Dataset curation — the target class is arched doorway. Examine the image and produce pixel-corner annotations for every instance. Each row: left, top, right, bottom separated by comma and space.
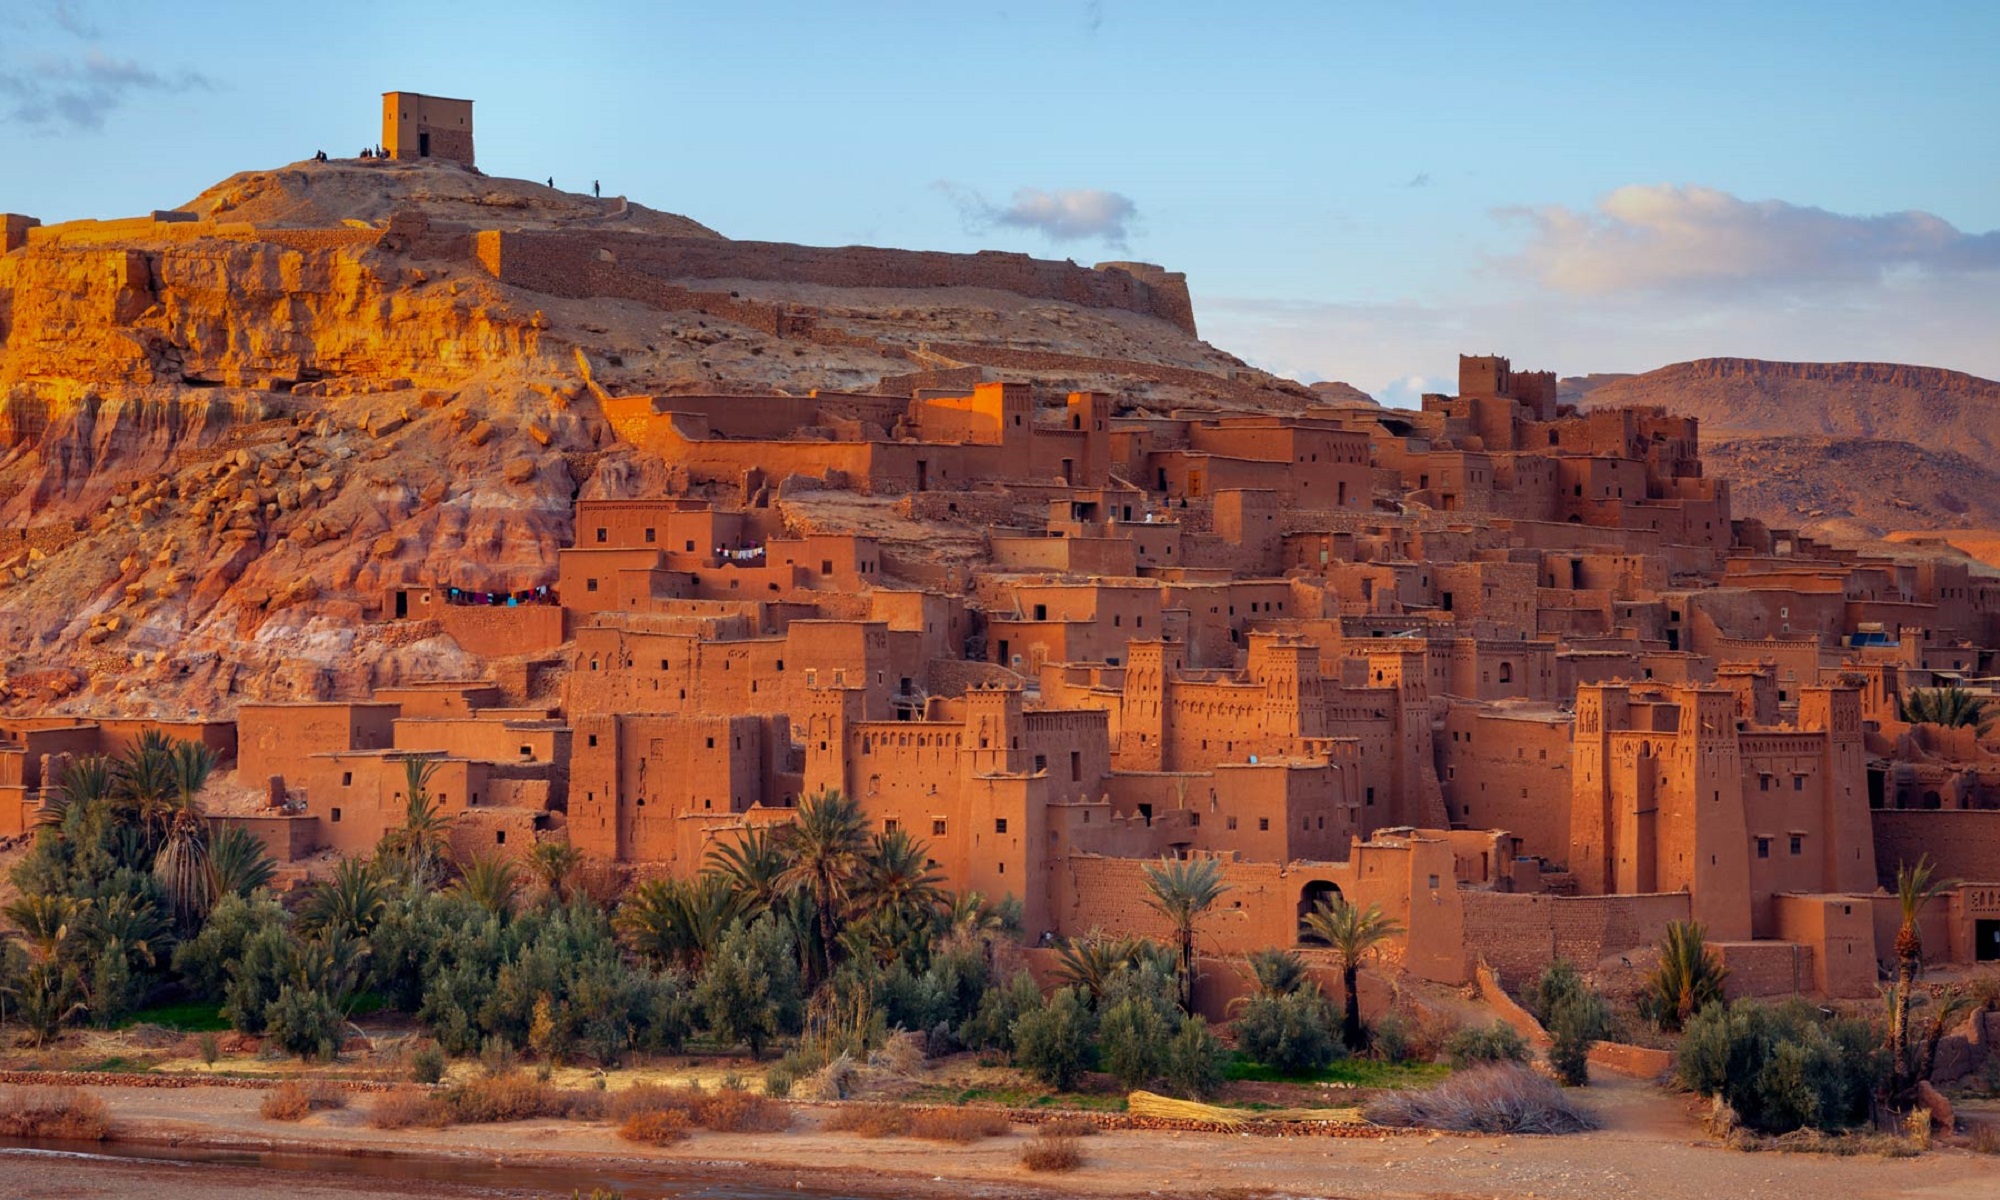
1297, 880, 1342, 944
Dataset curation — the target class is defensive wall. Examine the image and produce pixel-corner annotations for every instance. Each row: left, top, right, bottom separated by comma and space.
472, 231, 1196, 335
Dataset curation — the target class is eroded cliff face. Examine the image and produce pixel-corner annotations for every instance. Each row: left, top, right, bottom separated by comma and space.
0, 217, 582, 714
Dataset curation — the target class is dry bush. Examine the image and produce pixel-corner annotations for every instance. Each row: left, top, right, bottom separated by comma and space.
1406, 1006, 1464, 1062
868, 1032, 927, 1076
443, 1071, 579, 1124
0, 1088, 110, 1140
609, 1081, 789, 1134
368, 1086, 453, 1130
1020, 1132, 1083, 1173
619, 1109, 693, 1146
694, 1087, 791, 1133
907, 1108, 1011, 1142
795, 1052, 858, 1101
1970, 1123, 2000, 1155
260, 1080, 349, 1122
609, 1082, 699, 1122
1363, 1064, 1598, 1135
824, 1102, 910, 1138
1038, 1116, 1100, 1137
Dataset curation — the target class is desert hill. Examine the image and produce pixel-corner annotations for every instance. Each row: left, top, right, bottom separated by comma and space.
0, 158, 1308, 713
1571, 358, 2000, 538
1578, 358, 2000, 456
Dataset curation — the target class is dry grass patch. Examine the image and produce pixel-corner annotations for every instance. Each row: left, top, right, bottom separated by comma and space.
0, 1088, 110, 1140
367, 1086, 453, 1130
695, 1087, 791, 1133
619, 1109, 693, 1146
1363, 1064, 1597, 1134
908, 1108, 1011, 1142
1020, 1131, 1083, 1173
611, 1082, 791, 1134
260, 1080, 348, 1122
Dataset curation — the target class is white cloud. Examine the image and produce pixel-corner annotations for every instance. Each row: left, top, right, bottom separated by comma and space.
1498, 184, 2000, 295
938, 183, 1137, 247
1199, 184, 2000, 396
1203, 270, 2000, 403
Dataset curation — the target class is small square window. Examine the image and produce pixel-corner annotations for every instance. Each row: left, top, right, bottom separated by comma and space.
341, 771, 353, 787
995, 818, 1008, 834
330, 807, 342, 823
587, 734, 598, 747
1258, 817, 1270, 831
644, 528, 656, 543
594, 528, 607, 543
496, 830, 506, 845
1790, 835, 1803, 855
932, 818, 947, 836
1757, 837, 1771, 859
1226, 816, 1239, 831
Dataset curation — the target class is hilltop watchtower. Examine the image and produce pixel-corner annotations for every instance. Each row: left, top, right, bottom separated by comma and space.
381, 92, 475, 166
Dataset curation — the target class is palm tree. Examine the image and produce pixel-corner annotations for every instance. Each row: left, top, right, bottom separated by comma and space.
1890, 855, 1954, 1097
209, 826, 277, 898
152, 741, 218, 928
1242, 946, 1310, 999
1301, 896, 1402, 1050
525, 840, 584, 905
617, 875, 736, 972
40, 754, 114, 827
773, 789, 870, 984
452, 851, 520, 919
1143, 856, 1231, 1013
302, 858, 389, 938
707, 826, 789, 915
3, 894, 90, 1045
1646, 920, 1729, 1032
378, 756, 453, 888
114, 729, 179, 838
856, 828, 947, 925
1052, 932, 1151, 1005
1896, 685, 1993, 735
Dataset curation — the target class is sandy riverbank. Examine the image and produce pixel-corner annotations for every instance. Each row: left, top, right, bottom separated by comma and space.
10, 1075, 1995, 1200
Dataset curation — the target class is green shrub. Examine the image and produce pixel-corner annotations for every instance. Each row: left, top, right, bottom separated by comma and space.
1529, 961, 1612, 1086
1369, 1013, 1413, 1064
1161, 1015, 1228, 1099
411, 1041, 447, 1085
1012, 987, 1096, 1091
695, 916, 803, 1059
958, 971, 1042, 1054
1675, 999, 1883, 1134
1444, 1021, 1530, 1069
1097, 996, 1170, 1089
1232, 987, 1339, 1076
264, 984, 343, 1062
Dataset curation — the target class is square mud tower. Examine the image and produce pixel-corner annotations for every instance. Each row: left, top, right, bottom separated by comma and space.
381, 92, 474, 166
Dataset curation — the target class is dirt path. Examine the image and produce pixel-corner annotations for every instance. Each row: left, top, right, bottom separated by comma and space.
26, 1075, 2000, 1200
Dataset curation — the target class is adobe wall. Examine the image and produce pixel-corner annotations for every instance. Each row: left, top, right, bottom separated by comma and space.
207, 814, 321, 863
1459, 890, 1689, 982
237, 702, 399, 787
434, 604, 565, 659
1713, 940, 1817, 999
476, 232, 1196, 335
1871, 810, 2000, 885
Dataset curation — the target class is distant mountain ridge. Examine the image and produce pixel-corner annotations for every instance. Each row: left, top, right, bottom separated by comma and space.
1572, 357, 2000, 458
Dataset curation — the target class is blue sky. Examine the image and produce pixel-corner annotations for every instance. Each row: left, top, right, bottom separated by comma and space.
3, 1, 1996, 400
